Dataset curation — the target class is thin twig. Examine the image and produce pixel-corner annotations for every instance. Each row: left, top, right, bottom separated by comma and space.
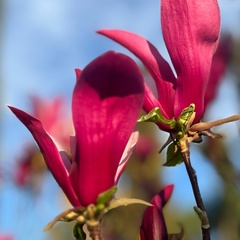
181, 139, 210, 240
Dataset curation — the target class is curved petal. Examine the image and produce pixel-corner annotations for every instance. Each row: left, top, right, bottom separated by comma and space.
71, 51, 144, 206
114, 131, 139, 183
152, 184, 174, 208
161, 0, 220, 120
98, 29, 176, 119
140, 185, 174, 240
8, 106, 80, 207
74, 68, 82, 82
143, 83, 161, 113
144, 83, 171, 131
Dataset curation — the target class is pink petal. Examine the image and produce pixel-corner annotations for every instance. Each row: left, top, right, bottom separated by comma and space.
98, 29, 176, 119
71, 51, 144, 205
161, 0, 220, 120
143, 83, 161, 113
144, 83, 171, 131
114, 131, 139, 183
75, 68, 82, 81
152, 184, 174, 208
140, 185, 174, 240
8, 106, 80, 207
59, 151, 72, 173
140, 207, 167, 240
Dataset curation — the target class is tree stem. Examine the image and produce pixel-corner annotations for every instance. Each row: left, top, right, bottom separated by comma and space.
87, 222, 102, 240
181, 140, 211, 240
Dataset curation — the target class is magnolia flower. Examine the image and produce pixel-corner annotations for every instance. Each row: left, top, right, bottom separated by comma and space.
140, 185, 174, 240
98, 0, 220, 132
9, 51, 144, 207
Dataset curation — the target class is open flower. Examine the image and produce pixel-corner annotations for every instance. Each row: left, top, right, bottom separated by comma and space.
140, 185, 174, 240
98, 0, 220, 132
9, 51, 144, 207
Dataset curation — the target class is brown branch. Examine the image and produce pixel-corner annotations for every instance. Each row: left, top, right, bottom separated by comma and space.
87, 222, 102, 240
180, 138, 210, 240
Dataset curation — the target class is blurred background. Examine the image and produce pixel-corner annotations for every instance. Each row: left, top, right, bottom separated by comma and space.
0, 0, 240, 239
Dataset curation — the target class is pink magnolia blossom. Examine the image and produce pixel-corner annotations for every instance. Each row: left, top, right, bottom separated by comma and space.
9, 51, 144, 207
98, 0, 220, 131
140, 185, 174, 240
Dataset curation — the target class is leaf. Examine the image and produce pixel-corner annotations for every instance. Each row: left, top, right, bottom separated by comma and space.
73, 223, 86, 240
43, 207, 85, 231
106, 198, 152, 212
164, 142, 183, 167
177, 104, 195, 125
138, 107, 175, 128
96, 186, 118, 206
175, 104, 195, 136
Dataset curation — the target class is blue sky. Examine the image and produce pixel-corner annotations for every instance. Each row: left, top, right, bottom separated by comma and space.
1, 0, 240, 239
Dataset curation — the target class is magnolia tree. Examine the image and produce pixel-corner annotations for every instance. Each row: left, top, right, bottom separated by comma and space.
8, 0, 240, 239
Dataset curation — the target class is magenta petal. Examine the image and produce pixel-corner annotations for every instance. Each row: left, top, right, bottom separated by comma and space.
71, 51, 144, 205
161, 0, 220, 120
144, 83, 171, 131
152, 184, 174, 208
114, 131, 139, 183
75, 68, 82, 81
140, 185, 174, 240
98, 29, 176, 119
8, 106, 80, 207
143, 83, 161, 113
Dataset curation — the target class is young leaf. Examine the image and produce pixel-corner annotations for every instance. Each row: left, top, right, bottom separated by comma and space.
73, 223, 87, 240
138, 107, 175, 128
96, 186, 118, 206
43, 207, 85, 231
107, 198, 152, 212
164, 142, 183, 167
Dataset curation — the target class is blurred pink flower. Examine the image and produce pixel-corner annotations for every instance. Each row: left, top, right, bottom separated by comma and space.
204, 35, 232, 110
14, 145, 46, 188
30, 95, 73, 148
98, 0, 220, 131
14, 96, 72, 187
0, 235, 14, 240
134, 135, 157, 162
9, 51, 144, 207
140, 185, 174, 240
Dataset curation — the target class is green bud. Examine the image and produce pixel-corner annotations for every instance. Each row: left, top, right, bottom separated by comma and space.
96, 186, 117, 206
